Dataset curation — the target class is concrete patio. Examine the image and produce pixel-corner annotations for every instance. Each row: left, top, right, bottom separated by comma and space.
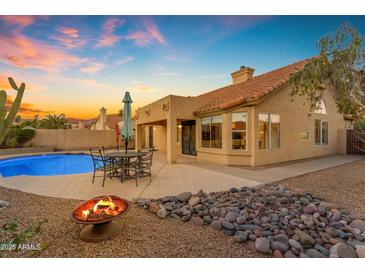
0, 151, 363, 201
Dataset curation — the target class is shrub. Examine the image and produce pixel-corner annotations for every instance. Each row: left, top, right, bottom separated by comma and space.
1, 128, 36, 148
16, 128, 36, 145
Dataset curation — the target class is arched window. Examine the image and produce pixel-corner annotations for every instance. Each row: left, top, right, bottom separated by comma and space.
314, 99, 327, 115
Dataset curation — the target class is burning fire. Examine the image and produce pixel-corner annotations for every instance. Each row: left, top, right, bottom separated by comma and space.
81, 196, 121, 221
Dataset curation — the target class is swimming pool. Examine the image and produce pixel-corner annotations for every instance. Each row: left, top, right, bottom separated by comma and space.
0, 154, 94, 177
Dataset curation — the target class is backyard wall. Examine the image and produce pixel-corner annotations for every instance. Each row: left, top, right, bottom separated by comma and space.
29, 129, 119, 150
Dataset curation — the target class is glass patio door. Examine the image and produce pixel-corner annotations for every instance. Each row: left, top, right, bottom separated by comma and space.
182, 120, 197, 156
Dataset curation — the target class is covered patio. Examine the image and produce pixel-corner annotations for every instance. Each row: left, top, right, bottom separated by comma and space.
135, 95, 201, 164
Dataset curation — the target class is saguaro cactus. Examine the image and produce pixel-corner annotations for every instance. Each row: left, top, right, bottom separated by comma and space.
0, 77, 26, 145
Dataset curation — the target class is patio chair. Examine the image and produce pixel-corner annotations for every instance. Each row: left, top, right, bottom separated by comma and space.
136, 148, 154, 182
89, 148, 121, 187
120, 148, 153, 186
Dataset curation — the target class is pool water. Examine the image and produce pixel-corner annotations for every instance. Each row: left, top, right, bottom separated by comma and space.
0, 154, 95, 177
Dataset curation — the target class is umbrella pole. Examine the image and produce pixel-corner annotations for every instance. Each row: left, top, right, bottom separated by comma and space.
125, 139, 128, 153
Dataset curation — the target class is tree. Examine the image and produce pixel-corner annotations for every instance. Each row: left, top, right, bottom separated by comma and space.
118, 109, 123, 117
18, 115, 39, 128
39, 114, 71, 129
290, 23, 365, 120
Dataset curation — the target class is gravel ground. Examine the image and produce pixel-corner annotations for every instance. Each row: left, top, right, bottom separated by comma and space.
279, 159, 365, 218
0, 186, 264, 258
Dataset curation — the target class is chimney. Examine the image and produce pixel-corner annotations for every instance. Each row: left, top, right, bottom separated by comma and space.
231, 66, 255, 85
78, 121, 84, 129
99, 107, 107, 130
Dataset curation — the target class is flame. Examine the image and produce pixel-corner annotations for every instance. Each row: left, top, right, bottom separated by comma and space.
82, 209, 90, 219
81, 196, 120, 221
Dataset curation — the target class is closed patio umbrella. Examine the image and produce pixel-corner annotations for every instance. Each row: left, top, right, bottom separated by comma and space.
114, 122, 120, 151
121, 91, 134, 153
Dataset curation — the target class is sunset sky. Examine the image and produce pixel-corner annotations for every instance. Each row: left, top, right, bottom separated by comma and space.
0, 15, 364, 119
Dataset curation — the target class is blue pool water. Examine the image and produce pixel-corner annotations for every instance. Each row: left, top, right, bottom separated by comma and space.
0, 154, 94, 177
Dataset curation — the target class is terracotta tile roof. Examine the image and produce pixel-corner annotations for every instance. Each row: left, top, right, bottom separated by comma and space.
106, 114, 122, 129
84, 118, 98, 128
194, 58, 312, 115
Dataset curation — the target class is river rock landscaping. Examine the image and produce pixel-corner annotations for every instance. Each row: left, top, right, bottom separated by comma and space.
136, 184, 365, 258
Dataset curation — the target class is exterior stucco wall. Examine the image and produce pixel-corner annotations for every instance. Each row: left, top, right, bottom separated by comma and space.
196, 107, 254, 166
135, 83, 346, 166
337, 128, 347, 155
252, 84, 345, 166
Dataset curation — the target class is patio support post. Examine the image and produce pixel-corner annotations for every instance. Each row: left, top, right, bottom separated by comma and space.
167, 117, 177, 164
135, 124, 143, 151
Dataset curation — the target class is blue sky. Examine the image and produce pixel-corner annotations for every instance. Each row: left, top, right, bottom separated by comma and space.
0, 15, 364, 118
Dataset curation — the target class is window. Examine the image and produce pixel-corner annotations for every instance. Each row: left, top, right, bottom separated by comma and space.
201, 116, 222, 148
259, 113, 280, 149
314, 99, 327, 114
315, 119, 328, 145
232, 112, 247, 149
201, 117, 211, 148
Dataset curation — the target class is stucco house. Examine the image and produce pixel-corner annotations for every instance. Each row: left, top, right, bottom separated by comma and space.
134, 58, 347, 166
90, 107, 123, 130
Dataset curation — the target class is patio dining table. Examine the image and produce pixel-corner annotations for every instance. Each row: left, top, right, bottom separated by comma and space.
104, 151, 147, 182
104, 151, 147, 159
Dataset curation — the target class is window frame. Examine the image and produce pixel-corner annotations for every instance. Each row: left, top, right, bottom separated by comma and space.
314, 119, 328, 145
258, 112, 280, 150
200, 115, 222, 149
231, 112, 248, 150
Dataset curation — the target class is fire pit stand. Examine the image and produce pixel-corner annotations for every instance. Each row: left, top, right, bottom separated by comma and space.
70, 195, 131, 243
78, 221, 125, 243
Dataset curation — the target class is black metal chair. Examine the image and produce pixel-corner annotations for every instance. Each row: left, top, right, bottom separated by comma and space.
89, 148, 121, 187
136, 148, 154, 182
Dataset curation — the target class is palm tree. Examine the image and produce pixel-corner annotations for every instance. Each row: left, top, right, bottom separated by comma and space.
39, 114, 71, 129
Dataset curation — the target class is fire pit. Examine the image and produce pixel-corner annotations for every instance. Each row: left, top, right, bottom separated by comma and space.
70, 195, 131, 242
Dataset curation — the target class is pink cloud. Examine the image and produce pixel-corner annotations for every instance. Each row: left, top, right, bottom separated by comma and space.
126, 31, 152, 46
50, 27, 87, 49
145, 20, 167, 45
0, 16, 37, 28
0, 34, 84, 72
80, 62, 106, 74
95, 17, 125, 48
58, 27, 79, 38
126, 18, 167, 47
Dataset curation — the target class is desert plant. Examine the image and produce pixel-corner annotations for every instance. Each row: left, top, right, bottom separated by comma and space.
0, 219, 46, 255
0, 77, 26, 146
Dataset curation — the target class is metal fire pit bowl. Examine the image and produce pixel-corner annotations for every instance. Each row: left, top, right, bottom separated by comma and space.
70, 195, 131, 243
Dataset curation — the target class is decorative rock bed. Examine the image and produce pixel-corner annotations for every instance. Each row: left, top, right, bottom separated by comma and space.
135, 184, 365, 258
